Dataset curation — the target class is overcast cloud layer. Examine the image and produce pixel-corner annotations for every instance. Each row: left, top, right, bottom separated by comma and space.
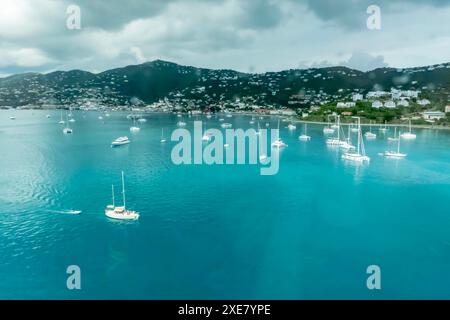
1, 0, 450, 76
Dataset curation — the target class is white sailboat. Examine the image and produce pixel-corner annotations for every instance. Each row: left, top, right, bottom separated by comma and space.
177, 116, 187, 127
400, 119, 416, 140
379, 121, 388, 133
326, 115, 345, 145
342, 117, 370, 163
364, 121, 377, 139
255, 122, 261, 135
323, 115, 335, 134
298, 123, 311, 141
340, 124, 355, 150
331, 116, 340, 129
387, 127, 399, 142
105, 172, 140, 221
271, 119, 288, 148
63, 112, 73, 134
160, 128, 166, 143
58, 111, 65, 124
202, 121, 211, 141
383, 131, 407, 158
130, 117, 140, 132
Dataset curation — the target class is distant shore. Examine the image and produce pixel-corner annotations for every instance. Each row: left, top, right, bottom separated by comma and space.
288, 119, 450, 131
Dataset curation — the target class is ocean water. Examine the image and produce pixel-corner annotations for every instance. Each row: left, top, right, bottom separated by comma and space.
0, 110, 449, 299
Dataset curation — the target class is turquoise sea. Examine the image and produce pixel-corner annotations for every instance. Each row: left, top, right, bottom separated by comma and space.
0, 110, 449, 299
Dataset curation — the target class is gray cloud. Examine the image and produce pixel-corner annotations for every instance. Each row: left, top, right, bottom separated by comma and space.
1, 0, 450, 75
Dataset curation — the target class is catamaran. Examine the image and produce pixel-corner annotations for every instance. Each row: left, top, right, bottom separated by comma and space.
272, 119, 288, 148
364, 121, 377, 139
400, 119, 416, 140
323, 115, 335, 134
382, 131, 407, 158
342, 117, 370, 163
111, 136, 130, 147
105, 172, 140, 221
298, 123, 311, 141
387, 127, 399, 141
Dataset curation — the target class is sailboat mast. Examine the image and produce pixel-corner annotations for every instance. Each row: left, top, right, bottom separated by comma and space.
337, 116, 340, 140
398, 132, 401, 153
112, 184, 115, 207
122, 171, 126, 210
357, 118, 361, 155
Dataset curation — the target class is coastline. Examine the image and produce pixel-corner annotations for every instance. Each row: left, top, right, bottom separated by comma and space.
2, 108, 449, 131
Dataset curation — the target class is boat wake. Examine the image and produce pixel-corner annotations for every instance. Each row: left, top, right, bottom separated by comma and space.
47, 209, 82, 215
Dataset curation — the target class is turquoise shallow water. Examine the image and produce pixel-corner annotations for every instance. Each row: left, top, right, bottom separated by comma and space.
0, 110, 449, 299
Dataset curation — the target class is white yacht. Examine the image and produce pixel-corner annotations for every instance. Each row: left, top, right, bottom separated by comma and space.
206, 114, 212, 119
9, 116, 15, 120
383, 131, 407, 158
138, 118, 147, 123
298, 123, 311, 141
323, 115, 335, 134
288, 124, 296, 130
272, 119, 288, 148
177, 120, 187, 127
400, 119, 416, 140
226, 114, 232, 118
105, 173, 140, 221
218, 118, 225, 122
98, 115, 104, 120
221, 123, 232, 129
111, 136, 130, 147
46, 114, 51, 118
364, 121, 377, 139
342, 117, 370, 163
387, 127, 399, 142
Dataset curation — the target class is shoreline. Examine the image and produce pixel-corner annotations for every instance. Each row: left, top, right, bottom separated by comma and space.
2, 109, 449, 131
287, 119, 450, 131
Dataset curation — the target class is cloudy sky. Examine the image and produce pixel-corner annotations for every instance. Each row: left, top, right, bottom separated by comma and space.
1, 0, 450, 77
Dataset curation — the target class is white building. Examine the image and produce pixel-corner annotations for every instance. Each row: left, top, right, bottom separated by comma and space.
337, 102, 356, 108
398, 100, 410, 107
352, 93, 363, 102
422, 111, 445, 121
418, 99, 431, 106
384, 101, 396, 108
372, 100, 383, 108
445, 105, 450, 113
